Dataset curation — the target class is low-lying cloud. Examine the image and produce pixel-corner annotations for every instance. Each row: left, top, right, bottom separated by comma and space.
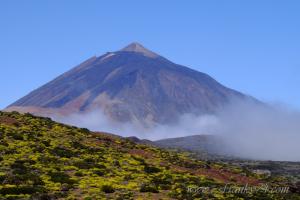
215, 100, 300, 161
53, 99, 300, 161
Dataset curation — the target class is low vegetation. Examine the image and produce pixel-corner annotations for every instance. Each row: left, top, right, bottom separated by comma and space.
0, 111, 299, 199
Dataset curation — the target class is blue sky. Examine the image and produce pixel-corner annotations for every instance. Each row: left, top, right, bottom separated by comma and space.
0, 0, 299, 109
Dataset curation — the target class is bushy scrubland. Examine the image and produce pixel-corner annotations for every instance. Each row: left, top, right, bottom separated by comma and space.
0, 111, 298, 199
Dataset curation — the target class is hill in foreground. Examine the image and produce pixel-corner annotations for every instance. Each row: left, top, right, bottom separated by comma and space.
0, 111, 298, 199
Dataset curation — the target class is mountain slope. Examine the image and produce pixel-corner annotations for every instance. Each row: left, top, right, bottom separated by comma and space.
155, 135, 228, 159
0, 111, 296, 199
7, 43, 249, 126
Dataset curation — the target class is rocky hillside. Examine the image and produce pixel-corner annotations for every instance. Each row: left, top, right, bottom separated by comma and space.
0, 111, 297, 199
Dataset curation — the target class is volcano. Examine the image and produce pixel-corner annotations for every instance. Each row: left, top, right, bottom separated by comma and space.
7, 42, 250, 126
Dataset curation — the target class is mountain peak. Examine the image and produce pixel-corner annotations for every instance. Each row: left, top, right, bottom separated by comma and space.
120, 42, 159, 58
8, 42, 249, 126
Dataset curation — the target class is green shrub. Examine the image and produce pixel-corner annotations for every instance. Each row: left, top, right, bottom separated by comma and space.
73, 159, 105, 169
48, 171, 76, 185
74, 171, 84, 177
0, 174, 6, 183
10, 132, 23, 140
71, 141, 88, 149
116, 191, 134, 200
93, 169, 105, 176
140, 183, 159, 193
80, 128, 90, 134
144, 164, 161, 174
151, 175, 172, 190
113, 160, 120, 167
51, 146, 77, 158
101, 184, 115, 193
41, 140, 51, 147
0, 185, 45, 195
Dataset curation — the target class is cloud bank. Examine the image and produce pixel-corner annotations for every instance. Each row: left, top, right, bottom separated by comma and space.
53, 99, 300, 161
